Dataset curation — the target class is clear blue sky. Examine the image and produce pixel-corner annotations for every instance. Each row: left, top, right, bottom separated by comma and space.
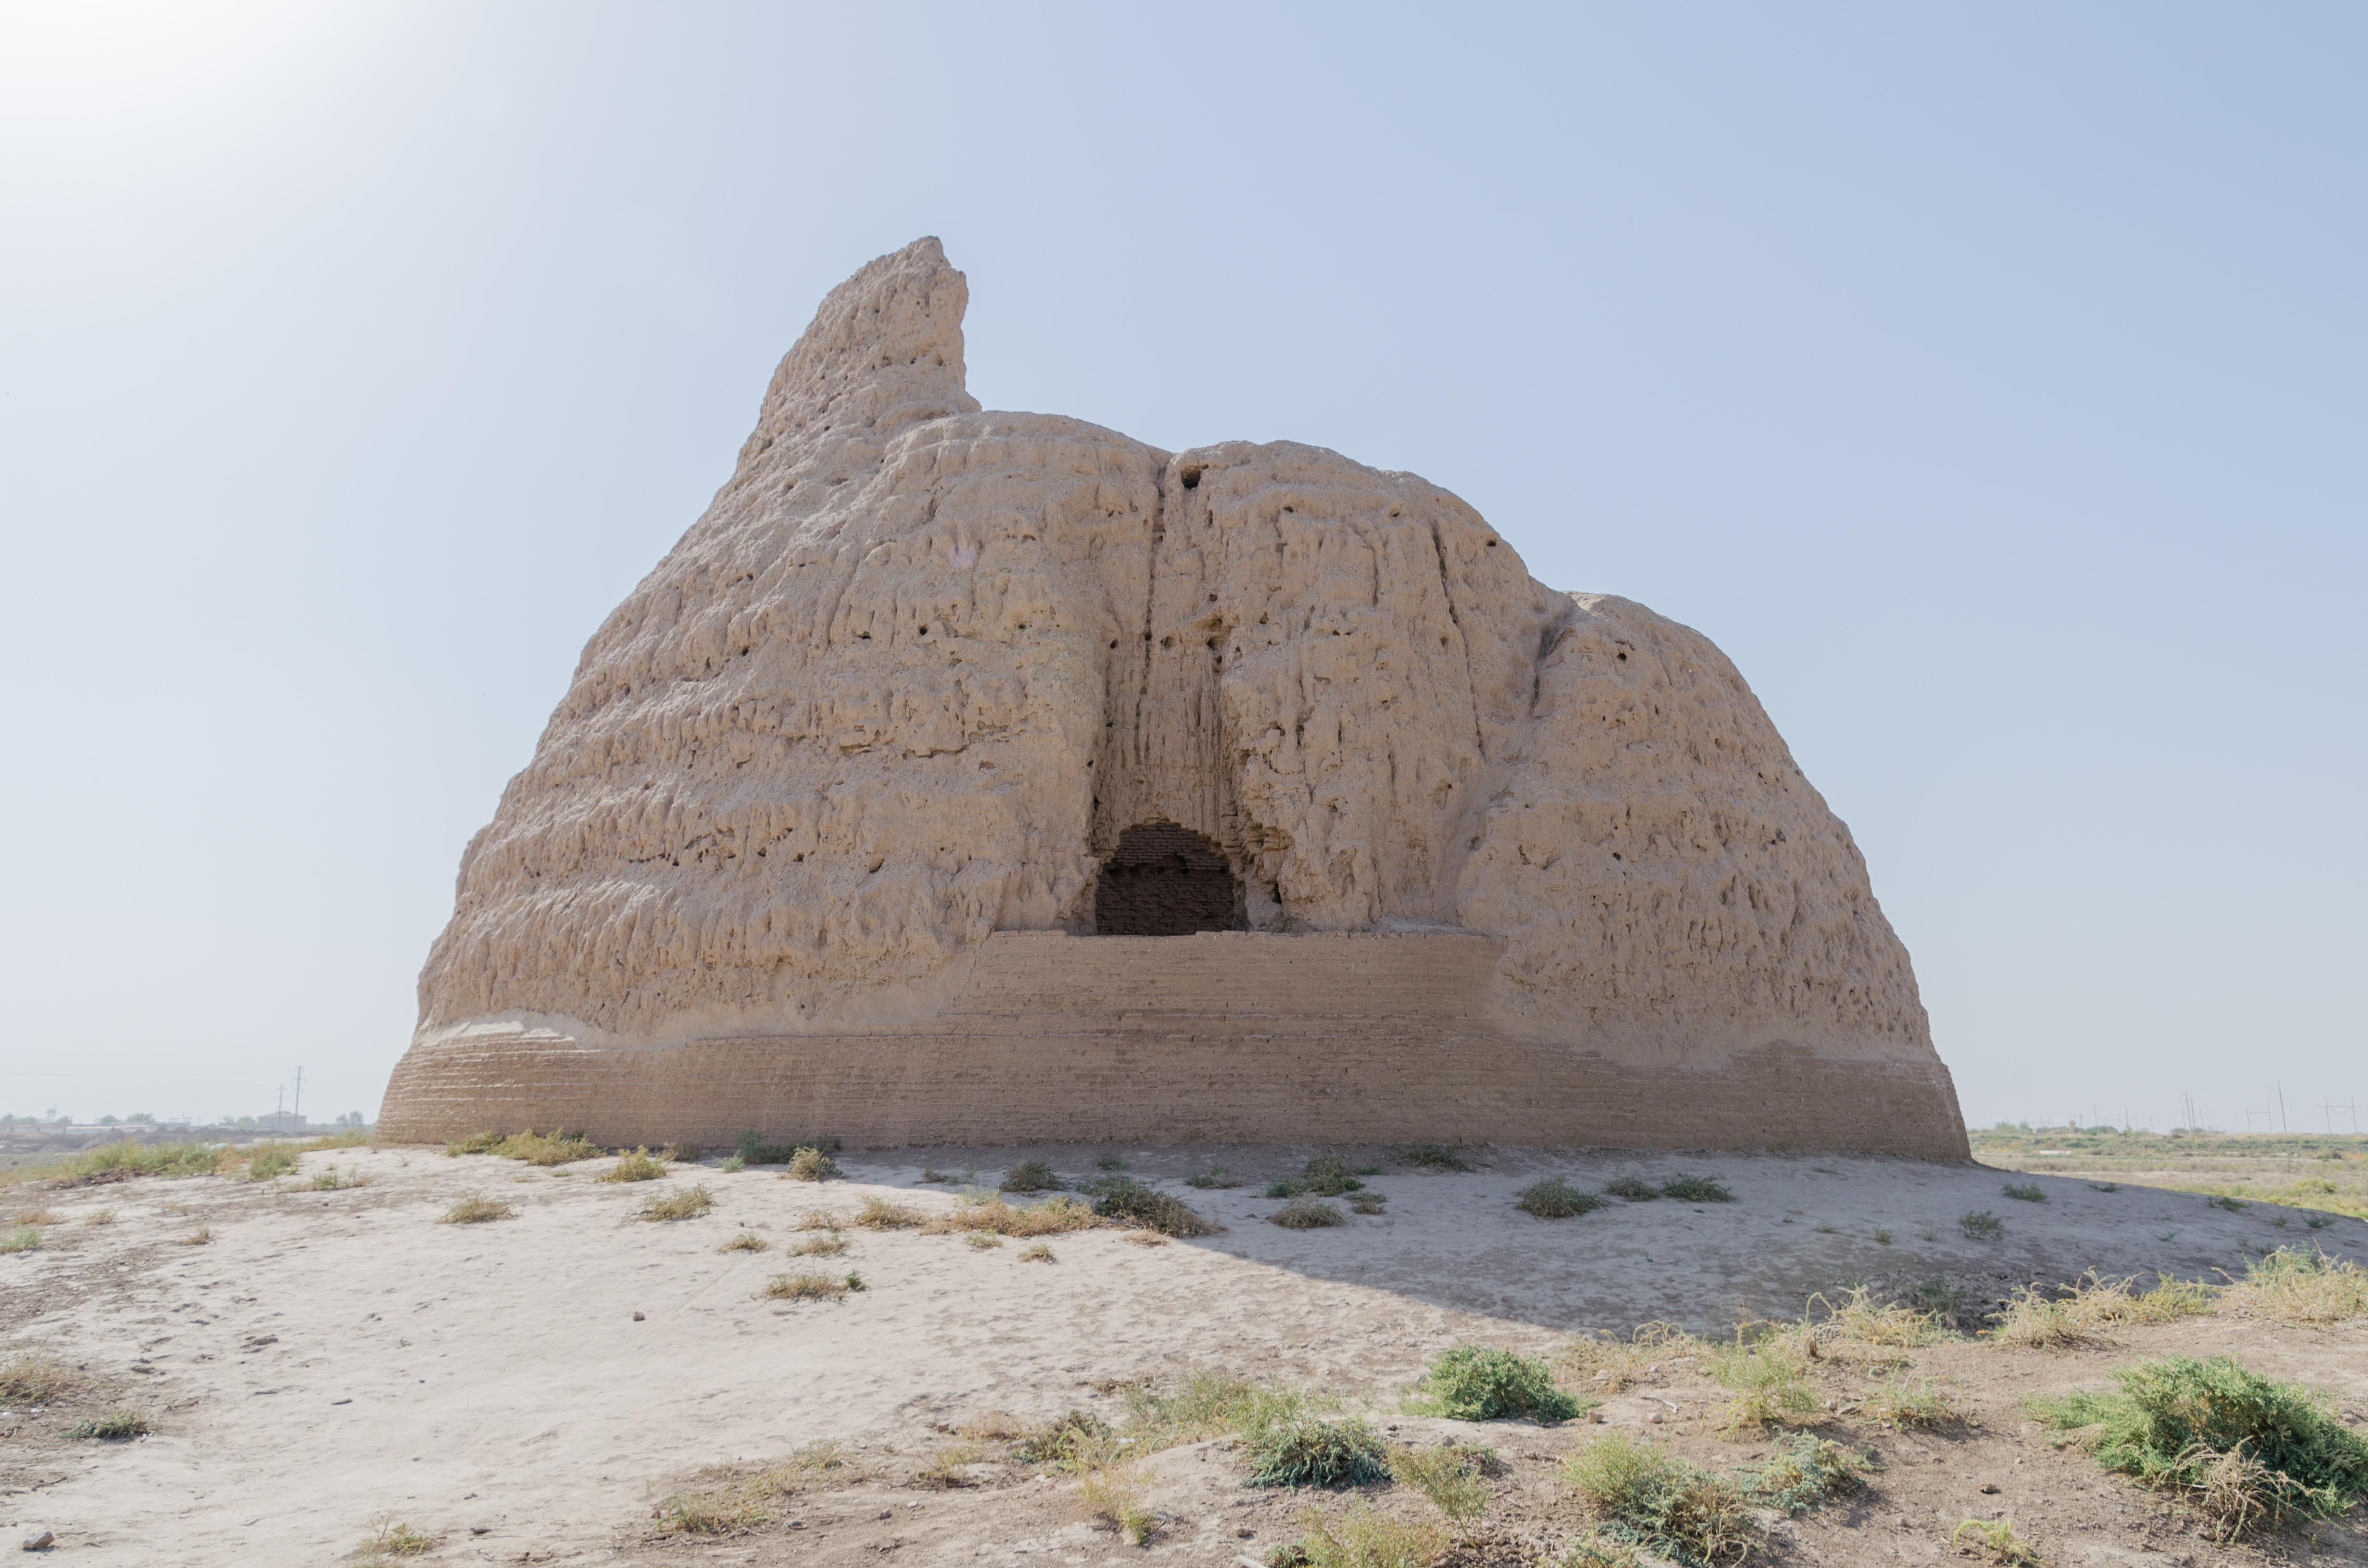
2, 3, 2361, 1133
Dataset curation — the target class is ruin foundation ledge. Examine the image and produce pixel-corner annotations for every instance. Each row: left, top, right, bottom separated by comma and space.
381, 933, 1970, 1160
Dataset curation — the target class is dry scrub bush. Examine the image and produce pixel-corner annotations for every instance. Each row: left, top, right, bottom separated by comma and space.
649, 1442, 851, 1536
719, 1232, 768, 1252
1408, 1345, 1585, 1423
1557, 1323, 1700, 1394
1018, 1242, 1057, 1262
999, 1159, 1060, 1193
599, 1148, 668, 1183
1563, 1432, 1754, 1568
1960, 1210, 2005, 1240
1991, 1272, 2215, 1349
37, 1139, 227, 1188
1285, 1498, 1444, 1568
924, 1194, 1095, 1238
788, 1230, 848, 1257
1122, 1369, 1265, 1446
180, 1224, 214, 1245
649, 1486, 766, 1536
1951, 1518, 2042, 1565
964, 1232, 1001, 1250
1270, 1195, 1347, 1229
1747, 1434, 1874, 1514
1011, 1408, 1116, 1468
82, 1209, 115, 1225
311, 1166, 368, 1191
784, 1147, 838, 1182
733, 1131, 839, 1165
793, 1207, 844, 1230
1708, 1327, 1820, 1433
439, 1193, 516, 1225
764, 1272, 852, 1301
1085, 1176, 1221, 1237
1267, 1152, 1366, 1199
2030, 1353, 2368, 1541
1603, 1175, 1658, 1202
351, 1515, 436, 1562
1559, 1434, 1865, 1562
640, 1184, 715, 1222
1517, 1178, 1605, 1219
68, 1409, 151, 1440
957, 1410, 1028, 1442
2223, 1246, 2368, 1324
12, 1209, 61, 1226
444, 1129, 600, 1166
1076, 1459, 1156, 1543
1657, 1175, 1733, 1203
1803, 1285, 1958, 1350
909, 1441, 987, 1489
244, 1146, 300, 1181
0, 1227, 39, 1254
1395, 1142, 1474, 1172
1347, 1193, 1387, 1215
0, 1351, 82, 1404
1389, 1443, 1491, 1522
853, 1195, 925, 1229
1243, 1403, 1390, 1490
1847, 1374, 1966, 1430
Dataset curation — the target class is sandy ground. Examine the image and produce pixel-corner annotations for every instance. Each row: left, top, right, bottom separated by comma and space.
4, 1143, 2366, 1566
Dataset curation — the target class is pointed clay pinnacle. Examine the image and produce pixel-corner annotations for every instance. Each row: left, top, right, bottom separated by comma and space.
741, 237, 981, 461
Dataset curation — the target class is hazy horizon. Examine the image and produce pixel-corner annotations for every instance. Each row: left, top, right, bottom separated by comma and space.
3, 3, 2362, 1135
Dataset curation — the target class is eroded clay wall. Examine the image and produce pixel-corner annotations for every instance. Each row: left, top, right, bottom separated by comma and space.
390, 237, 1967, 1156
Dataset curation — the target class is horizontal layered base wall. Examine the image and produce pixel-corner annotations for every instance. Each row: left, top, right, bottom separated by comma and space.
380, 933, 1971, 1159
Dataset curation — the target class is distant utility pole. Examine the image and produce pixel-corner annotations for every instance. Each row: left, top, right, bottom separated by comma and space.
2277, 1084, 2288, 1133
294, 1066, 303, 1124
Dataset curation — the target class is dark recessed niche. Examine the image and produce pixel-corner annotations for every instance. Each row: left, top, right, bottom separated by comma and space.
1093, 821, 1243, 936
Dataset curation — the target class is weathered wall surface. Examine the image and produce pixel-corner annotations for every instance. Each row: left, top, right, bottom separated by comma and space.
390, 935, 1965, 1154
387, 237, 1966, 1157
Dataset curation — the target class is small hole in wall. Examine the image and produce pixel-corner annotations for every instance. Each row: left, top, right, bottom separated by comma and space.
1612, 852, 1623, 861
1109, 639, 1119, 649
1095, 822, 1242, 936
1485, 539, 1498, 548
917, 625, 928, 635
1617, 651, 1628, 662
1180, 466, 1203, 489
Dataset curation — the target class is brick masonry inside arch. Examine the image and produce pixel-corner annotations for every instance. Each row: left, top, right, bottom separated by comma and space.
1093, 822, 1244, 936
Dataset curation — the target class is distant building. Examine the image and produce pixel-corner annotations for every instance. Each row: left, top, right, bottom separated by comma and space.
256, 1111, 308, 1134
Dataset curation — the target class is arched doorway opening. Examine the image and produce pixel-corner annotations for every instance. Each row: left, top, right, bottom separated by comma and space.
1094, 822, 1243, 935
